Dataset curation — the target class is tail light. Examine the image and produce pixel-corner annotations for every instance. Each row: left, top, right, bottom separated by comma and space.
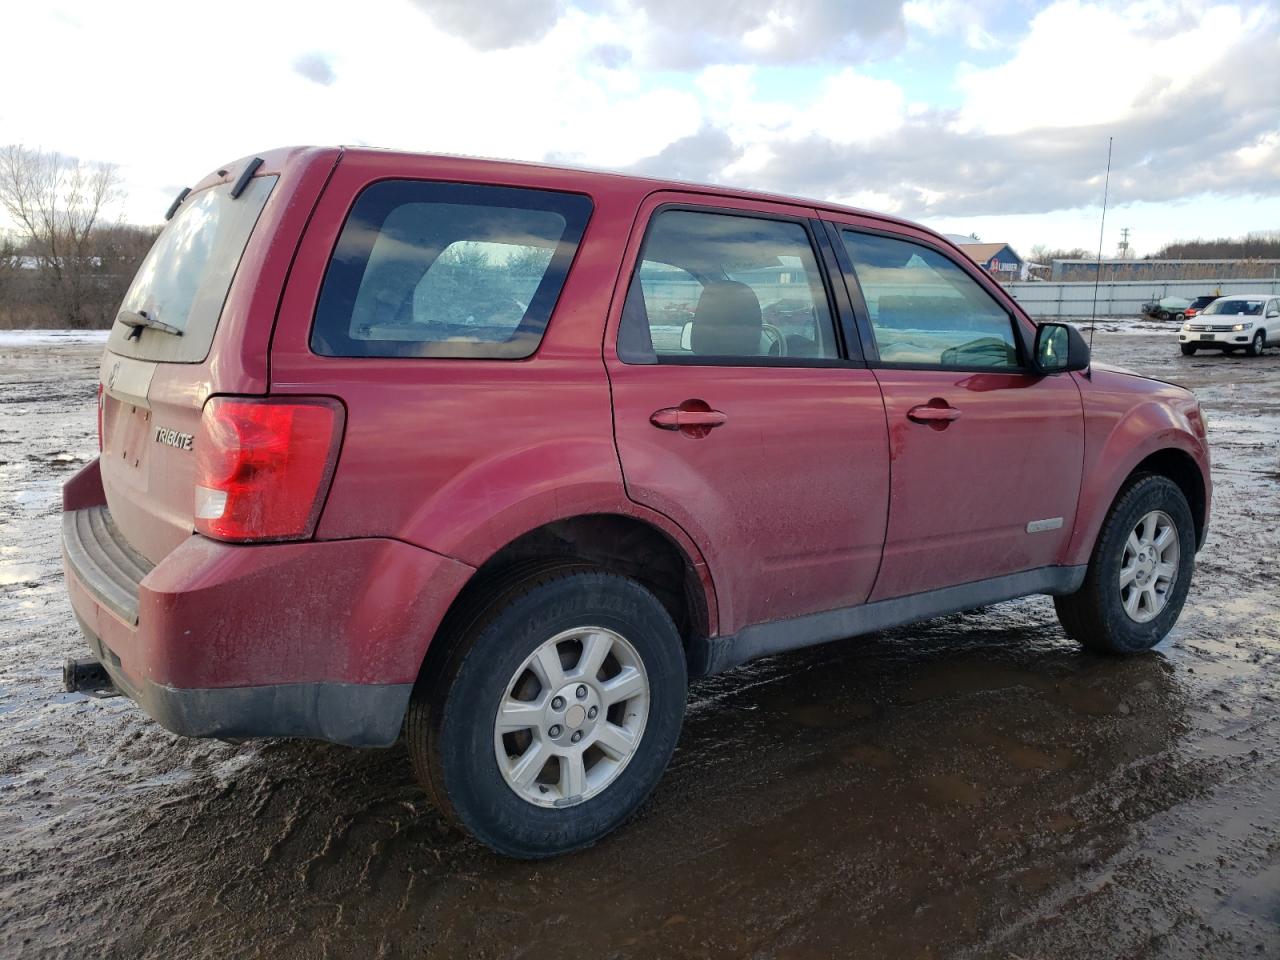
194, 397, 345, 542
96, 383, 104, 452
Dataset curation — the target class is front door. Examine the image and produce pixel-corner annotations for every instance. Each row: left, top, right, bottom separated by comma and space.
825, 219, 1085, 601
606, 195, 890, 634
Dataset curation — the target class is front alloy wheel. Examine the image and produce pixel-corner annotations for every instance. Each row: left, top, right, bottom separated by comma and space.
1055, 474, 1195, 654
1119, 510, 1179, 623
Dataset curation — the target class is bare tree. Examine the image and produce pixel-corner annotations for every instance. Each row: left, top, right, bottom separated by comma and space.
0, 145, 123, 327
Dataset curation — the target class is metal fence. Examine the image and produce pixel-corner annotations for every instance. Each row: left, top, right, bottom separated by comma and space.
1005, 278, 1280, 318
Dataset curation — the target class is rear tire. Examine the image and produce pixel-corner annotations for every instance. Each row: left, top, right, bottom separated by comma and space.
406, 566, 687, 858
1180, 344, 1197, 356
1055, 475, 1195, 654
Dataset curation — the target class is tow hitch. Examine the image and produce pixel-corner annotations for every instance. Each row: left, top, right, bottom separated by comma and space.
63, 657, 119, 698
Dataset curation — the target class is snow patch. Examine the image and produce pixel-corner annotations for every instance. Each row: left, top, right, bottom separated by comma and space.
0, 329, 111, 347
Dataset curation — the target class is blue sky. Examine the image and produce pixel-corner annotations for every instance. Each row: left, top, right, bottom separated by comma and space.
2, 0, 1277, 256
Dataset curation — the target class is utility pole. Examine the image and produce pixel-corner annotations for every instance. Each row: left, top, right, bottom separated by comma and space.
1118, 227, 1131, 259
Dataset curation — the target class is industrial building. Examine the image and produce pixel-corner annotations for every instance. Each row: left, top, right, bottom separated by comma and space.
1051, 259, 1280, 282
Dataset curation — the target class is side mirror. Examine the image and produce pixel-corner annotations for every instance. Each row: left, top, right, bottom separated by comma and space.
1034, 322, 1090, 374
1268, 310, 1279, 319
680, 320, 694, 352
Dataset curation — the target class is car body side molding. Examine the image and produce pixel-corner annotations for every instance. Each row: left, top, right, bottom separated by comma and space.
690, 564, 1088, 676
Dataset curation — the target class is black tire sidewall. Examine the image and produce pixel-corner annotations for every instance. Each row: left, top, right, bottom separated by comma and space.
1092, 476, 1196, 652
435, 572, 686, 858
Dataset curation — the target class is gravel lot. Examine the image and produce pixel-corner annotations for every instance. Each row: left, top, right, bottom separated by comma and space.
1, 321, 1277, 959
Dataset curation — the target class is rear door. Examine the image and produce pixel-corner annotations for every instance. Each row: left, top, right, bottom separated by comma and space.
823, 217, 1084, 601
605, 194, 890, 634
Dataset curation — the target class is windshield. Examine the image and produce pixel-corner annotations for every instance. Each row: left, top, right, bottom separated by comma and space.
108, 175, 277, 362
1203, 299, 1263, 316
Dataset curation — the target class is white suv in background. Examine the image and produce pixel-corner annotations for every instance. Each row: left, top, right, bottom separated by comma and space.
1180, 295, 1280, 356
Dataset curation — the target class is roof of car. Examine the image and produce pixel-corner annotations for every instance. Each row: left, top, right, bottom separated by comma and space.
1216, 293, 1269, 300
333, 145, 928, 236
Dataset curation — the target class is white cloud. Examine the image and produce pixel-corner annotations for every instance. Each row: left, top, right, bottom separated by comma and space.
0, 0, 1275, 257
903, 0, 1001, 50
955, 1, 1271, 135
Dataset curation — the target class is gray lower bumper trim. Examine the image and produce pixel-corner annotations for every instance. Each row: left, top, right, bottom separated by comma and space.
137, 679, 413, 748
78, 618, 410, 748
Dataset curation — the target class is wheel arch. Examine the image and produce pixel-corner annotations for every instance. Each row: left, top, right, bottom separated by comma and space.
419, 512, 715, 682
1128, 448, 1207, 549
1065, 394, 1211, 567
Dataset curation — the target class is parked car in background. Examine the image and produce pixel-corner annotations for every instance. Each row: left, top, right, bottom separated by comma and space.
1183, 295, 1219, 320
61, 147, 1212, 858
1179, 294, 1280, 356
1142, 296, 1192, 321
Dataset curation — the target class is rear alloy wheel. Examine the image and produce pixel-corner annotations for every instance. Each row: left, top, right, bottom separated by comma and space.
494, 625, 649, 808
1180, 344, 1197, 356
1247, 330, 1265, 357
406, 566, 686, 858
1055, 475, 1195, 654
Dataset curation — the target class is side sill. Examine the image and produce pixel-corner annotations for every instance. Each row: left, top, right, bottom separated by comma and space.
690, 564, 1087, 677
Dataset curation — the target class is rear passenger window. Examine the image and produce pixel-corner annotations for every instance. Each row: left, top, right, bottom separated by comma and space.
312, 181, 591, 359
841, 231, 1021, 368
618, 209, 839, 364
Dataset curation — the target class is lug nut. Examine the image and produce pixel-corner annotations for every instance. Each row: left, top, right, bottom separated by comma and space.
549, 725, 563, 738
551, 696, 565, 710
576, 685, 588, 700
587, 706, 598, 720
571, 731, 583, 743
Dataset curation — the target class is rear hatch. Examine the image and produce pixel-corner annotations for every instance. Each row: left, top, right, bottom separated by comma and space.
97, 149, 337, 564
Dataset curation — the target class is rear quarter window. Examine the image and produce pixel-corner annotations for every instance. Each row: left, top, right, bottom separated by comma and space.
311, 181, 592, 359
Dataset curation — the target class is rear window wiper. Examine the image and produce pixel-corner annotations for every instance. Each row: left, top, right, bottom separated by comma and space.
118, 309, 183, 339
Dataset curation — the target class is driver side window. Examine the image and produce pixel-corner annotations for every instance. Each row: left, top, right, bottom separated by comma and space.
618, 209, 839, 364
841, 230, 1021, 369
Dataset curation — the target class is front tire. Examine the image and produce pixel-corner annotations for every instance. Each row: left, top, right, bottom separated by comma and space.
406, 566, 687, 858
1180, 344, 1197, 356
1247, 330, 1265, 357
1055, 475, 1195, 654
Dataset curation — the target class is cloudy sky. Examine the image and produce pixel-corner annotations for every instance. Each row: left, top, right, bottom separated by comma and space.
3, 0, 1278, 256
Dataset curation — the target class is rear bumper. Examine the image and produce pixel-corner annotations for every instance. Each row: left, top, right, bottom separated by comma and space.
73, 612, 411, 746
61, 467, 474, 746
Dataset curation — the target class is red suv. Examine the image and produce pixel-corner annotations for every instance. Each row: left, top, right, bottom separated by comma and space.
62, 147, 1211, 857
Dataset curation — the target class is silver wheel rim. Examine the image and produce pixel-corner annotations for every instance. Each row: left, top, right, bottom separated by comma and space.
1120, 510, 1179, 623
493, 626, 650, 808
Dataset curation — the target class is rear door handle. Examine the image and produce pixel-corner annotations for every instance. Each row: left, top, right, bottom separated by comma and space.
907, 401, 961, 425
650, 408, 727, 429
650, 404, 727, 437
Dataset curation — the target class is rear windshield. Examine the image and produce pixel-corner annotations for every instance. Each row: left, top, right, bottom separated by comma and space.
311, 180, 592, 359
107, 176, 277, 363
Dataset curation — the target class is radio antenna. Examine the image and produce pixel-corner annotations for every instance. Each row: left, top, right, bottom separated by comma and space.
1088, 136, 1114, 349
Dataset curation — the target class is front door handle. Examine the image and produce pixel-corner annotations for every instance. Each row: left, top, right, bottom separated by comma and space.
650, 402, 727, 438
907, 401, 961, 427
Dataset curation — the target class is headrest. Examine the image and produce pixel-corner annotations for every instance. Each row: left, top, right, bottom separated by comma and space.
690, 280, 762, 356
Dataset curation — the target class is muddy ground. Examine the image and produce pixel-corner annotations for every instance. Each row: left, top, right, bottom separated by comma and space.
1, 323, 1277, 959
